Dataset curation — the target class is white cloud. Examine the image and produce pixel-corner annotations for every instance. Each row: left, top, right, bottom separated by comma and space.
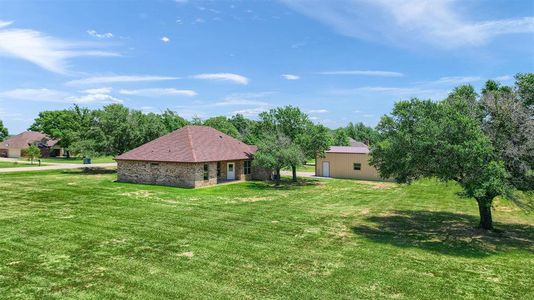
0, 25, 119, 74
318, 70, 404, 77
0, 20, 13, 28
0, 87, 123, 104
119, 88, 197, 97
0, 88, 70, 102
331, 86, 447, 100
161, 36, 170, 43
66, 93, 123, 104
82, 87, 112, 94
215, 99, 268, 106
428, 76, 481, 85
308, 109, 328, 113
192, 73, 249, 85
87, 30, 113, 39
232, 106, 269, 117
281, 74, 300, 80
66, 75, 180, 85
282, 0, 534, 48
494, 75, 513, 82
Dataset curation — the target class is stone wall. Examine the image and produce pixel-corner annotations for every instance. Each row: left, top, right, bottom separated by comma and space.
117, 160, 199, 188
252, 165, 272, 181
117, 159, 271, 188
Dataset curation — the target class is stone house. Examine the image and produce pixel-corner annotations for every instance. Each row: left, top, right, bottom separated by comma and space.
115, 125, 272, 188
0, 131, 63, 158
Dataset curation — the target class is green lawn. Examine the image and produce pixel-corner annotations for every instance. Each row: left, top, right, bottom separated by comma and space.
0, 170, 533, 299
38, 156, 115, 164
0, 161, 36, 168
283, 163, 316, 172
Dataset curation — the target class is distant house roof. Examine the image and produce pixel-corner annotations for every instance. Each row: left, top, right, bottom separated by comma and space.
0, 131, 58, 149
348, 138, 368, 147
326, 146, 369, 154
116, 125, 256, 163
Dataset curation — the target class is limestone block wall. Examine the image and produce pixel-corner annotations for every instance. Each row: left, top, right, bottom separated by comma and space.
192, 162, 218, 187
117, 160, 199, 188
117, 159, 272, 188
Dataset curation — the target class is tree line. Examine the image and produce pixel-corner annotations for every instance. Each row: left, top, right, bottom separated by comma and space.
15, 103, 376, 184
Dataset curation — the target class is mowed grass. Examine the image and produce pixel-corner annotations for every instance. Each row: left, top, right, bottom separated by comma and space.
38, 156, 115, 164
0, 170, 533, 299
0, 162, 36, 168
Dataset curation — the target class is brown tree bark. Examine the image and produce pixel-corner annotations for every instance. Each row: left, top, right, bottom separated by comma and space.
292, 165, 297, 182
476, 197, 493, 230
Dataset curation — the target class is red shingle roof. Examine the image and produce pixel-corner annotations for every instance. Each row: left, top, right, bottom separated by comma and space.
115, 125, 256, 163
0, 131, 58, 149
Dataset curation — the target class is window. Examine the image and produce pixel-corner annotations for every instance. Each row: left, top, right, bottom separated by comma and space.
244, 160, 251, 175
217, 162, 221, 177
353, 163, 361, 171
203, 164, 209, 180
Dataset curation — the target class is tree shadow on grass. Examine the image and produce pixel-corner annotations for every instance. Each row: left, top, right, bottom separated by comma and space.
245, 178, 323, 191
62, 168, 117, 176
352, 210, 534, 258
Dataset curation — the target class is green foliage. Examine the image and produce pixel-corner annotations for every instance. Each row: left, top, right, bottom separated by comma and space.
515, 73, 534, 107
0, 119, 8, 141
332, 128, 350, 146
26, 145, 41, 164
29, 105, 91, 157
371, 97, 508, 229
230, 113, 257, 141
253, 132, 304, 184
299, 124, 332, 159
203, 116, 240, 138
259, 106, 314, 181
446, 84, 483, 119
481, 85, 534, 190
160, 109, 189, 132
345, 122, 379, 145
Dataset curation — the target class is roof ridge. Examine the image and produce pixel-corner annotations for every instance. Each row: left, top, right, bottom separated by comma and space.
186, 126, 197, 162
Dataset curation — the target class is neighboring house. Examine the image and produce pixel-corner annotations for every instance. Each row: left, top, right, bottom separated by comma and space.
115, 125, 272, 188
0, 131, 63, 158
316, 142, 387, 181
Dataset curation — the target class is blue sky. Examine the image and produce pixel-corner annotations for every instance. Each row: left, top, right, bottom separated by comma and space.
0, 0, 533, 133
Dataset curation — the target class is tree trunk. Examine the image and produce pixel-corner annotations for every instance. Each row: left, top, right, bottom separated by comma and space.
476, 198, 493, 230
275, 168, 281, 186
65, 150, 70, 159
292, 165, 297, 182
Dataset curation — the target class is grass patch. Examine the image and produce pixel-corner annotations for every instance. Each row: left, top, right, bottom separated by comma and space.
38, 156, 115, 164
0, 161, 36, 168
0, 170, 532, 299
283, 163, 316, 172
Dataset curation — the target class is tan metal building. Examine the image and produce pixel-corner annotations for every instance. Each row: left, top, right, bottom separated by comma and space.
316, 146, 386, 181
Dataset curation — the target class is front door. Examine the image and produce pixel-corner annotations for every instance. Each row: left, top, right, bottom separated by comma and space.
227, 162, 235, 180
322, 161, 330, 177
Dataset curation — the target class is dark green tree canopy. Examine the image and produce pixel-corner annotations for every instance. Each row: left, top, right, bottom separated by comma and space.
370, 98, 508, 229
332, 128, 350, 146
345, 122, 379, 145
0, 119, 8, 141
203, 116, 240, 138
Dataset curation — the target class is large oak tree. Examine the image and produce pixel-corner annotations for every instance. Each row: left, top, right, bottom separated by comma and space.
370, 98, 508, 230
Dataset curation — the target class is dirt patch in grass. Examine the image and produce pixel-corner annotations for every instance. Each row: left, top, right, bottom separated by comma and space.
177, 251, 194, 258
357, 181, 396, 189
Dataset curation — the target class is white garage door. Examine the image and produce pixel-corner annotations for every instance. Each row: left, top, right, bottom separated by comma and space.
8, 148, 21, 158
